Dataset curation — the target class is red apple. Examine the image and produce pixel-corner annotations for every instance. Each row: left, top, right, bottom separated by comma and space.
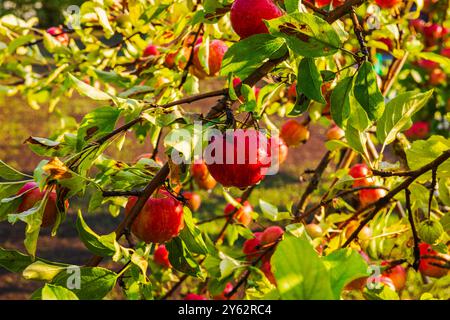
224, 198, 253, 226
191, 161, 217, 190
269, 135, 288, 165
17, 182, 67, 228
375, 0, 401, 9
441, 47, 450, 58
429, 68, 446, 86
419, 243, 449, 278
205, 129, 272, 189
359, 188, 387, 207
230, 0, 283, 39
349, 163, 374, 187
164, 47, 191, 69
423, 23, 443, 40
410, 19, 425, 32
213, 283, 235, 300
47, 27, 69, 45
182, 191, 202, 212
417, 59, 439, 70
143, 44, 160, 57
260, 226, 284, 245
279, 120, 310, 147
243, 232, 263, 260
184, 293, 208, 300
192, 40, 228, 78
315, 0, 345, 7
381, 261, 407, 291
366, 275, 396, 291
326, 124, 345, 140
260, 260, 276, 284
154, 244, 171, 268
125, 190, 184, 243
287, 83, 297, 101
404, 121, 430, 140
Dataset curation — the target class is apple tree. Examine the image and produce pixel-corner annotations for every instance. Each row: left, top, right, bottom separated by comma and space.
0, 0, 449, 300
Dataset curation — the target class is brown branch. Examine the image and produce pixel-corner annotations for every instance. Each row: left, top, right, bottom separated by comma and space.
405, 188, 420, 270
293, 151, 334, 220
102, 190, 143, 197
349, 7, 368, 60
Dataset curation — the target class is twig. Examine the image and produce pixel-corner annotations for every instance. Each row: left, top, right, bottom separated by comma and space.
428, 167, 437, 220
350, 7, 369, 60
294, 151, 334, 220
102, 190, 143, 197
405, 188, 420, 270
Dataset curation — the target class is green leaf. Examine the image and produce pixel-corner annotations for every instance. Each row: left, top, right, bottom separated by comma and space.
23, 261, 65, 281
259, 199, 292, 221
8, 200, 45, 257
323, 249, 369, 299
330, 76, 353, 128
345, 125, 368, 157
0, 182, 26, 221
439, 178, 450, 207
284, 0, 301, 13
76, 210, 117, 257
69, 74, 112, 101
0, 247, 34, 272
220, 34, 287, 79
51, 267, 117, 300
353, 62, 385, 121
0, 160, 31, 180
297, 58, 326, 103
287, 94, 311, 116
8, 34, 34, 53
406, 136, 450, 180
377, 90, 433, 147
76, 106, 121, 151
266, 12, 341, 57
272, 235, 334, 300
418, 52, 450, 70
178, 207, 208, 255
41, 284, 79, 300
166, 237, 204, 278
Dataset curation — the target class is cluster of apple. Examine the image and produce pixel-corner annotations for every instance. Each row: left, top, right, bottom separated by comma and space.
346, 242, 449, 293
349, 163, 387, 208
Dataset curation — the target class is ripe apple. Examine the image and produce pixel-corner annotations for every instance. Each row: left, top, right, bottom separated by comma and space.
192, 40, 228, 78
287, 83, 297, 101
143, 44, 160, 57
326, 124, 345, 140
260, 226, 284, 245
315, 0, 345, 7
184, 293, 208, 300
279, 120, 310, 147
224, 198, 253, 226
154, 244, 171, 268
182, 191, 201, 212
429, 68, 446, 86
230, 0, 283, 39
260, 260, 276, 284
243, 232, 263, 260
381, 261, 407, 291
404, 121, 430, 140
366, 275, 396, 291
441, 48, 450, 58
213, 283, 235, 300
410, 19, 425, 32
419, 243, 449, 278
205, 129, 272, 189
164, 47, 191, 69
125, 190, 184, 243
47, 27, 69, 46
417, 59, 439, 70
191, 161, 217, 190
269, 135, 288, 165
375, 0, 401, 9
423, 23, 443, 40
305, 223, 323, 239
349, 163, 374, 187
17, 182, 67, 228
359, 188, 387, 207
